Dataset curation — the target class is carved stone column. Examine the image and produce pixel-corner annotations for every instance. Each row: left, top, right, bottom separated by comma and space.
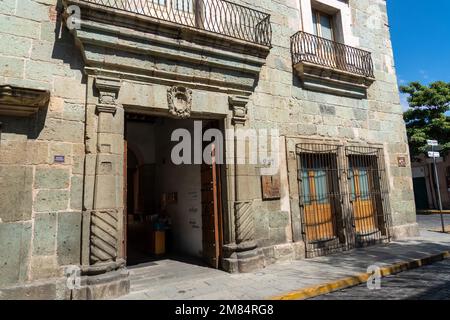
76, 77, 129, 299
222, 96, 264, 273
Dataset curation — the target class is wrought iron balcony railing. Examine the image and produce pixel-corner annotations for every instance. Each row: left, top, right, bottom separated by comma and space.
81, 0, 272, 46
291, 31, 374, 78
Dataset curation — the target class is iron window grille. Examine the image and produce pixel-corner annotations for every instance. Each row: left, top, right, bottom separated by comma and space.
296, 143, 347, 258
297, 143, 391, 258
345, 146, 391, 247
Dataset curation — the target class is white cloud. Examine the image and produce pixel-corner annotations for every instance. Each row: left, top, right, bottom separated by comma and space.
400, 92, 410, 111
419, 69, 429, 80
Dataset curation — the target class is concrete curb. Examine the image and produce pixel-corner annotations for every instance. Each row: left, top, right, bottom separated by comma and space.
269, 251, 450, 300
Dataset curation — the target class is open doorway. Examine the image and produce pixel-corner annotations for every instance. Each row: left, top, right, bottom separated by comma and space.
124, 114, 224, 269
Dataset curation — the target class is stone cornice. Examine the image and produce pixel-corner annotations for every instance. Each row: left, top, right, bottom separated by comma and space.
0, 85, 50, 117
95, 77, 122, 94
294, 62, 375, 99
77, 20, 269, 68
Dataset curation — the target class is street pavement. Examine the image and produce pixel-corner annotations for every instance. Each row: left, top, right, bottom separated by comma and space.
311, 258, 450, 300
416, 214, 450, 232
310, 214, 450, 300
119, 221, 450, 300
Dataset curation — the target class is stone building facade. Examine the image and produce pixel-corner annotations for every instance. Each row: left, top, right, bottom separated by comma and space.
0, 0, 418, 299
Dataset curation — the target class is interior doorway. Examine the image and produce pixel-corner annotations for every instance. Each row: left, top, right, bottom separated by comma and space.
413, 177, 429, 210
124, 114, 224, 268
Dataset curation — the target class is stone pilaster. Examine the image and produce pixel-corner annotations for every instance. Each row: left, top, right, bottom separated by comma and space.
222, 96, 264, 273
76, 77, 129, 299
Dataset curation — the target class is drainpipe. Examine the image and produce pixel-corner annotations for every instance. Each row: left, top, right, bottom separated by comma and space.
299, 0, 304, 31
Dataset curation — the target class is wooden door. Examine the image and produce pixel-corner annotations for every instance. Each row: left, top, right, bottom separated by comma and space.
201, 144, 221, 269
350, 159, 378, 234
312, 10, 338, 69
301, 157, 337, 242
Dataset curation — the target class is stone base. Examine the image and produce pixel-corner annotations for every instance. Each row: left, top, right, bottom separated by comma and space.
391, 223, 420, 240
0, 278, 69, 300
222, 246, 265, 273
222, 242, 307, 273
0, 268, 130, 300
72, 268, 130, 300
261, 242, 306, 266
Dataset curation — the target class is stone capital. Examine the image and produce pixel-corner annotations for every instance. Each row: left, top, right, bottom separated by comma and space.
96, 104, 117, 115
95, 77, 121, 107
229, 95, 249, 125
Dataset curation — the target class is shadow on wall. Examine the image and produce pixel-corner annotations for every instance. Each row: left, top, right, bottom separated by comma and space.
0, 107, 48, 140
52, 0, 86, 80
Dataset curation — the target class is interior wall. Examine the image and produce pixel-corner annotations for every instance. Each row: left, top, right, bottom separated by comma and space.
156, 120, 203, 258
126, 118, 203, 258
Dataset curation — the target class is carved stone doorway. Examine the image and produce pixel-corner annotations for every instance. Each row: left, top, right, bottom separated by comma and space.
123, 113, 225, 269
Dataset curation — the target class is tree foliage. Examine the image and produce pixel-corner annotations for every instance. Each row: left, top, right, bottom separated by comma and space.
401, 81, 450, 158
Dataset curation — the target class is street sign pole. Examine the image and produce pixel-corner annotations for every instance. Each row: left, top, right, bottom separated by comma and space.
431, 144, 446, 233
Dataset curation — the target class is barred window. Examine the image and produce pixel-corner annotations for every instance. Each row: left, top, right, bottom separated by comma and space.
296, 143, 391, 257
297, 144, 341, 244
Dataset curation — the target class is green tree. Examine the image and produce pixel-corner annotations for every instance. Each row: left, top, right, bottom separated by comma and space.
401, 81, 450, 158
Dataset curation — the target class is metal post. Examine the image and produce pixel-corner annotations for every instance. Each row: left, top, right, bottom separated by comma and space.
432, 145, 446, 233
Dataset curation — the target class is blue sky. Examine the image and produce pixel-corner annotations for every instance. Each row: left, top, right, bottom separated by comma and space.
387, 0, 450, 109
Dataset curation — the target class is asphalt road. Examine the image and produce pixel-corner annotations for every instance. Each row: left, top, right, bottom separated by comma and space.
311, 258, 450, 300
312, 214, 450, 300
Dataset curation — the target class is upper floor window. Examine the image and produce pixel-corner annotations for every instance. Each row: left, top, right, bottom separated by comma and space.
176, 0, 194, 13
312, 9, 335, 41
291, 1, 375, 97
152, 0, 167, 6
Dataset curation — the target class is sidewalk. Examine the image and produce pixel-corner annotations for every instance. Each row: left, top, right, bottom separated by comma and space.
118, 230, 450, 300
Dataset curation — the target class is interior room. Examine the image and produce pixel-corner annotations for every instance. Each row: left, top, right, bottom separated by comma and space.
124, 114, 222, 267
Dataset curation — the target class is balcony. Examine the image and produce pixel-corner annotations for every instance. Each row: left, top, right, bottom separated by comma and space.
80, 0, 272, 47
291, 31, 375, 99
63, 0, 272, 96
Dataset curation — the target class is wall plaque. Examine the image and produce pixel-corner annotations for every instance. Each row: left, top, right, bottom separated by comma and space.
397, 156, 407, 168
261, 175, 281, 200
54, 155, 65, 163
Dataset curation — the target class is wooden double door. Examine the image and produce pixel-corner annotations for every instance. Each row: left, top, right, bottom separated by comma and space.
300, 154, 340, 243
348, 155, 382, 236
